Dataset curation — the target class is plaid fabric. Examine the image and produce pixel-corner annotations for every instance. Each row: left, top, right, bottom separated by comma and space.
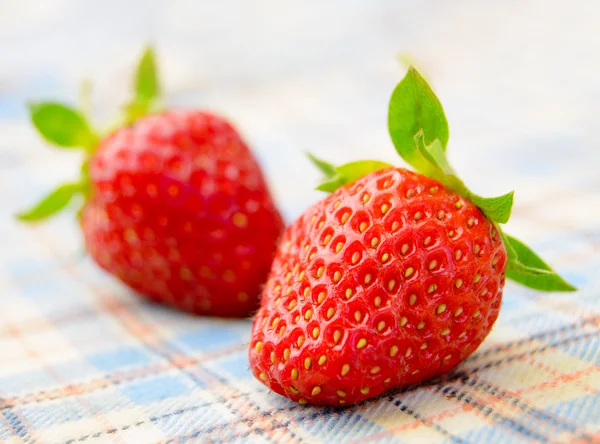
1, 1, 600, 442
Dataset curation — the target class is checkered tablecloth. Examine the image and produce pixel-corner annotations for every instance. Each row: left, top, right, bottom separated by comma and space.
1, 1, 599, 442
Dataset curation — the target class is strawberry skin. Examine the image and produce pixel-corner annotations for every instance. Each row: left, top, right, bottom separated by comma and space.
82, 111, 284, 317
249, 167, 506, 405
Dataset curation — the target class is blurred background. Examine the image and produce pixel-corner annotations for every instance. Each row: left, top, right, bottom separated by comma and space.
1, 0, 599, 264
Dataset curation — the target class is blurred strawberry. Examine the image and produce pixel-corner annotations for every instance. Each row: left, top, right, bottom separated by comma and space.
18, 48, 284, 317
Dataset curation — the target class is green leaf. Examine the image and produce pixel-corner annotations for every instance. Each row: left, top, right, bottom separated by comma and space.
413, 131, 514, 224
468, 191, 514, 224
499, 230, 517, 262
122, 47, 162, 125
502, 233, 577, 292
413, 131, 455, 185
16, 183, 82, 221
307, 153, 336, 177
122, 101, 151, 125
499, 230, 575, 292
416, 133, 454, 176
29, 102, 97, 149
316, 176, 345, 193
336, 160, 394, 183
135, 46, 160, 104
499, 230, 548, 276
388, 66, 449, 175
316, 160, 394, 193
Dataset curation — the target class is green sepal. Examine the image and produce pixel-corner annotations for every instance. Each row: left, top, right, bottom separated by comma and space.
307, 153, 336, 177
388, 66, 449, 175
415, 135, 453, 176
122, 101, 152, 125
79, 159, 92, 199
468, 192, 514, 224
414, 131, 514, 224
313, 159, 394, 193
135, 46, 160, 104
29, 102, 98, 150
500, 231, 576, 292
123, 47, 161, 124
16, 182, 82, 222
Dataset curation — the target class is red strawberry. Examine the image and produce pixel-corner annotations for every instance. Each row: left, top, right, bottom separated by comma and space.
18, 48, 283, 317
82, 110, 284, 316
248, 66, 575, 405
249, 167, 505, 404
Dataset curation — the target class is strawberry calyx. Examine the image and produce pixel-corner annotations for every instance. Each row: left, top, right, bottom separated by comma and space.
309, 66, 576, 292
16, 47, 161, 222
122, 47, 162, 125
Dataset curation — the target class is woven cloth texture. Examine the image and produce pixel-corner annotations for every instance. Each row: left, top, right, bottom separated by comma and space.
1, 1, 599, 442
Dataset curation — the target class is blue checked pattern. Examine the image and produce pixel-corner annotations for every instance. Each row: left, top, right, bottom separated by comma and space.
1, 1, 599, 442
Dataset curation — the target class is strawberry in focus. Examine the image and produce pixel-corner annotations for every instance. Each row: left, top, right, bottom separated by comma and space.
18, 48, 284, 317
250, 168, 505, 405
248, 66, 575, 405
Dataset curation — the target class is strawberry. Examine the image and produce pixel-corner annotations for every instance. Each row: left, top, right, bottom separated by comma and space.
17, 48, 283, 317
248, 66, 575, 405
80, 110, 284, 316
